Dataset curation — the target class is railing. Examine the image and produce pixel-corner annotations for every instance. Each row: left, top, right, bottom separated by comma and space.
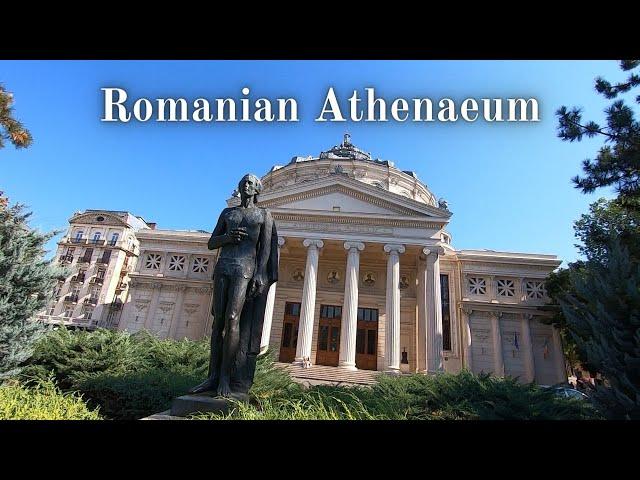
58, 255, 74, 263
70, 274, 85, 283
64, 294, 79, 303
89, 277, 104, 285
84, 297, 98, 306
88, 239, 106, 246
95, 257, 110, 265
37, 314, 91, 327
77, 256, 92, 264
70, 238, 87, 244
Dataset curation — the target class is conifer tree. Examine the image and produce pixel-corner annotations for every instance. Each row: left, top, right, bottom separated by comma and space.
559, 239, 640, 419
0, 203, 63, 380
0, 84, 33, 150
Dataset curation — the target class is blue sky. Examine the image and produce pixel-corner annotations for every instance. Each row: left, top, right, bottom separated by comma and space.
1, 60, 624, 265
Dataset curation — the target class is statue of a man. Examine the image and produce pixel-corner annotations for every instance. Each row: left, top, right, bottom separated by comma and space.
190, 173, 278, 399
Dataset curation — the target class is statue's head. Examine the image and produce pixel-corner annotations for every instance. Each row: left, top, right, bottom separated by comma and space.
238, 173, 263, 203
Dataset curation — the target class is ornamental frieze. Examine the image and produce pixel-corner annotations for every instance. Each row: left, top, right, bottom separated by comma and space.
276, 221, 394, 236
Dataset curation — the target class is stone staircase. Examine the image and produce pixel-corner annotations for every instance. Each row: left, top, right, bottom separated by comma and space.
275, 362, 381, 387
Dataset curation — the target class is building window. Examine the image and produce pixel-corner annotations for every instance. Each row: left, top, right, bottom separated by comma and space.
441, 274, 452, 351
145, 253, 162, 270
497, 279, 515, 297
192, 257, 209, 273
320, 305, 342, 319
48, 305, 55, 315
84, 308, 93, 319
93, 232, 101, 242
168, 255, 186, 272
66, 247, 75, 256
64, 306, 74, 317
97, 269, 106, 280
74, 231, 84, 241
357, 307, 379, 322
110, 233, 119, 246
524, 280, 545, 299
468, 277, 486, 295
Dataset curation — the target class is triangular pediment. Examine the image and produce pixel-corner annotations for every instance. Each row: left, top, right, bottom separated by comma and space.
70, 212, 129, 227
256, 175, 450, 220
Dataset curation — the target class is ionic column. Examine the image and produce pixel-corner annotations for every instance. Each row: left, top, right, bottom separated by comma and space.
168, 285, 187, 340
520, 313, 535, 383
552, 325, 567, 383
490, 311, 504, 377
416, 257, 427, 372
294, 239, 323, 365
339, 241, 365, 370
143, 283, 162, 331
461, 306, 473, 372
384, 244, 405, 374
260, 236, 286, 354
425, 247, 444, 373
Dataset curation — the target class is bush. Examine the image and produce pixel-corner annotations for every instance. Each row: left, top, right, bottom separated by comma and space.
21, 327, 210, 419
0, 378, 101, 420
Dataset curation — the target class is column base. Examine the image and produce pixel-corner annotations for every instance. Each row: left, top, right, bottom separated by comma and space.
384, 367, 401, 376
259, 345, 269, 355
338, 362, 358, 371
293, 357, 313, 368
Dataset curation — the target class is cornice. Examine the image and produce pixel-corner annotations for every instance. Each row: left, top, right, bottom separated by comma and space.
272, 212, 444, 229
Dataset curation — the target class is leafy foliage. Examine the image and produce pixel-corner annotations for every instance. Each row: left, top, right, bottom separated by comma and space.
0, 84, 33, 150
0, 203, 64, 380
0, 377, 101, 420
556, 60, 640, 204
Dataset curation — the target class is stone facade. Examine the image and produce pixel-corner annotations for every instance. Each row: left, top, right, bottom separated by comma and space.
52, 136, 567, 385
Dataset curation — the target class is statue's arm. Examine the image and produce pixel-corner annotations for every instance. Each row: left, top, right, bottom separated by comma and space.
255, 209, 273, 276
207, 210, 229, 250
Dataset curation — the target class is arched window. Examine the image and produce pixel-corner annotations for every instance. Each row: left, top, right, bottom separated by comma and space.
110, 233, 119, 246
75, 231, 84, 241
93, 232, 101, 241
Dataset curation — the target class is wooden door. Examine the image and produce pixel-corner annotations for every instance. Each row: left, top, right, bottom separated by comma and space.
355, 307, 378, 370
316, 305, 342, 366
279, 302, 301, 363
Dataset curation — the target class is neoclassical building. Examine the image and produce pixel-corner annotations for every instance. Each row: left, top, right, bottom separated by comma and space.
113, 135, 566, 386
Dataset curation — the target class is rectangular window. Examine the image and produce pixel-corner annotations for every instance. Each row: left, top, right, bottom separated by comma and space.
441, 274, 451, 351
318, 325, 329, 351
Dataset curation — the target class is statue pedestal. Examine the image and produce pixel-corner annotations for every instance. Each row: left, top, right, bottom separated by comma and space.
169, 393, 235, 417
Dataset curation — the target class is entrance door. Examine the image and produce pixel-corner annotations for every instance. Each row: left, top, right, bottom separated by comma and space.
279, 302, 301, 363
355, 307, 378, 370
316, 305, 342, 366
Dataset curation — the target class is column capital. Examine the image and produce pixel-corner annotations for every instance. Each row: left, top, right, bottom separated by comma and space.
384, 243, 405, 254
461, 305, 473, 316
422, 246, 446, 257
488, 310, 503, 320
278, 236, 286, 247
344, 241, 365, 252
303, 238, 324, 249
521, 312, 534, 321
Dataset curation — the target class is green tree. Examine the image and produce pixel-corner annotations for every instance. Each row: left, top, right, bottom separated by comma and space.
0, 84, 33, 150
549, 61, 640, 418
558, 239, 640, 419
0, 203, 63, 380
556, 60, 639, 207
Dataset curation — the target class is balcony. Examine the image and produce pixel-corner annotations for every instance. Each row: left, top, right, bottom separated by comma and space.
70, 274, 86, 283
95, 255, 111, 265
58, 255, 74, 264
89, 277, 104, 285
63, 294, 79, 303
84, 297, 98, 306
70, 237, 87, 245
88, 239, 106, 246
77, 256, 92, 264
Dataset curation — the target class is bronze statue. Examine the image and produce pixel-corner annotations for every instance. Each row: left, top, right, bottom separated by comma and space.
190, 173, 278, 399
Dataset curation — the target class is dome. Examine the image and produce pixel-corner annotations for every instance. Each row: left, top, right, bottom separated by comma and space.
261, 134, 439, 207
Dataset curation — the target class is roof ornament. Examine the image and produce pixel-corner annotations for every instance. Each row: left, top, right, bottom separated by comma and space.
320, 133, 371, 161
438, 198, 450, 211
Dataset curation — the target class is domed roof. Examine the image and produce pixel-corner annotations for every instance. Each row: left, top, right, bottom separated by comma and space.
261, 134, 440, 207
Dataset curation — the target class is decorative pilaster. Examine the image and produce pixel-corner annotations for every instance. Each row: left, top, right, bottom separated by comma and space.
424, 247, 444, 373
294, 239, 324, 365
461, 306, 473, 372
520, 313, 535, 383
490, 311, 504, 377
143, 283, 163, 330
168, 285, 188, 340
383, 244, 405, 374
260, 236, 286, 354
552, 325, 567, 384
339, 241, 365, 370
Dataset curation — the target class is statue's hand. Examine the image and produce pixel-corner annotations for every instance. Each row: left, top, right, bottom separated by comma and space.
248, 273, 266, 298
225, 227, 248, 245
